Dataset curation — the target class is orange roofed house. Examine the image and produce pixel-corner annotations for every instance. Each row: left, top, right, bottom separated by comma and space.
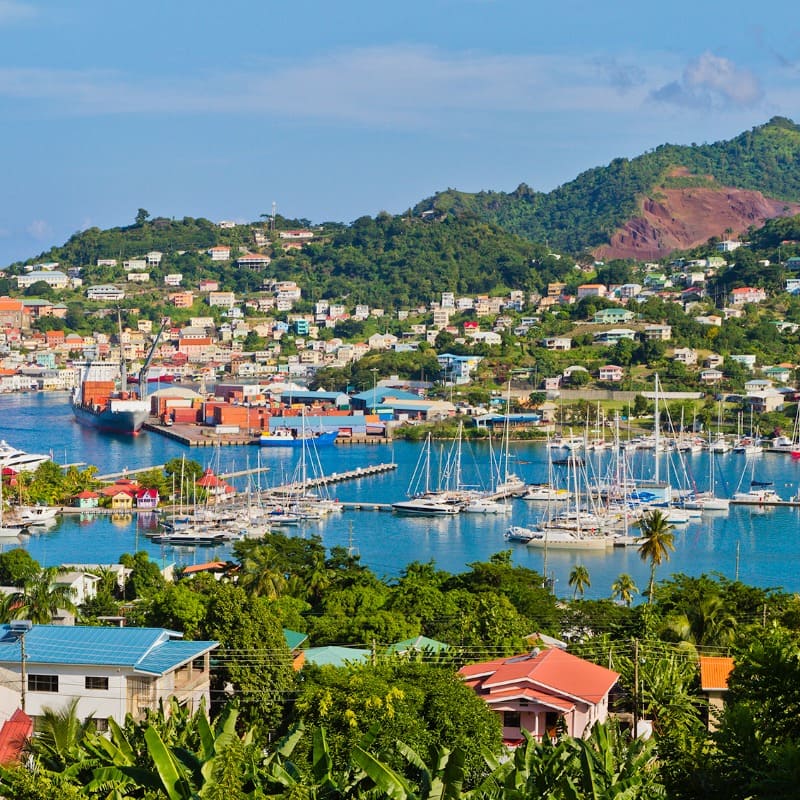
459, 648, 619, 745
699, 655, 734, 731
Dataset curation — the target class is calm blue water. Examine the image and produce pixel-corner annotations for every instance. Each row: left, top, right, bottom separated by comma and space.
2, 391, 800, 601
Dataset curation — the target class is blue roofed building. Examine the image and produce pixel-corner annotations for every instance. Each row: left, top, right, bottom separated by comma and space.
0, 624, 217, 730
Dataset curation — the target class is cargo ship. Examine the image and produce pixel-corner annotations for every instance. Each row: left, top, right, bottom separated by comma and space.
71, 363, 149, 435
70, 316, 169, 436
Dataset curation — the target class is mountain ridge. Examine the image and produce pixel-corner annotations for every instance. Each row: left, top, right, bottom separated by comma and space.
414, 116, 800, 258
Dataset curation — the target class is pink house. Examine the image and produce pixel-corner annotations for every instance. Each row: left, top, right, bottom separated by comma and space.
598, 365, 624, 382
459, 648, 619, 746
136, 488, 160, 509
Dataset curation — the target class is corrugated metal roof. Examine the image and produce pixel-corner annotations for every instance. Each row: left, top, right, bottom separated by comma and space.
136, 640, 216, 676
304, 646, 370, 668
699, 656, 734, 691
0, 625, 217, 676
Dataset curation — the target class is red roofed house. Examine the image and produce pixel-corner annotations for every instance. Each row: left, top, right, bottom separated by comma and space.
136, 488, 160, 510
196, 468, 236, 502
0, 709, 33, 765
459, 648, 619, 745
699, 656, 734, 731
73, 490, 99, 509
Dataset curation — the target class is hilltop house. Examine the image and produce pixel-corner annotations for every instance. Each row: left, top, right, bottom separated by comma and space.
459, 649, 618, 746
592, 308, 634, 325
0, 624, 218, 729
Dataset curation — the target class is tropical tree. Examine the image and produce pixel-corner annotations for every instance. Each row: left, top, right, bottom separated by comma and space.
638, 510, 675, 604
25, 698, 95, 773
611, 573, 639, 607
569, 564, 591, 600
11, 567, 76, 624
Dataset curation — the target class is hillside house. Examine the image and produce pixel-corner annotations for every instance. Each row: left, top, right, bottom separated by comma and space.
459, 649, 618, 746
593, 328, 635, 344
700, 369, 724, 384
540, 337, 572, 351
0, 624, 217, 729
598, 365, 624, 382
730, 287, 767, 306
673, 348, 698, 366
577, 284, 606, 299
592, 308, 634, 325
643, 324, 672, 342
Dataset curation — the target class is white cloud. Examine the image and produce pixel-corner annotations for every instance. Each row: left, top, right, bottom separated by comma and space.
650, 52, 762, 110
26, 219, 50, 240
0, 46, 652, 126
0, 1, 36, 24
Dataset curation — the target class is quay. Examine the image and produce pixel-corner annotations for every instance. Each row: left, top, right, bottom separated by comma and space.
729, 498, 800, 507
142, 421, 391, 447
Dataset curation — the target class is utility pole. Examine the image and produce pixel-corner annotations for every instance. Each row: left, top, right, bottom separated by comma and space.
632, 638, 639, 738
20, 628, 28, 712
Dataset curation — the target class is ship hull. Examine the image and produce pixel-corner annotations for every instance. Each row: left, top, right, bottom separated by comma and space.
259, 430, 338, 447
71, 402, 149, 435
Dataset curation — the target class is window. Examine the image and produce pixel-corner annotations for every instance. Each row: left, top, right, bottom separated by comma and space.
192, 656, 206, 673
93, 718, 109, 733
503, 710, 521, 729
28, 674, 58, 693
85, 676, 109, 691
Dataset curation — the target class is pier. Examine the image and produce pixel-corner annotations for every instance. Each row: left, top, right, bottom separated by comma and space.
262, 462, 397, 496
142, 421, 392, 447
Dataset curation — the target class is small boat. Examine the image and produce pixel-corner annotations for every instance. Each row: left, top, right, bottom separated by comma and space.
523, 484, 570, 502
15, 505, 59, 525
505, 525, 537, 543
463, 497, 510, 514
259, 428, 338, 447
391, 495, 460, 516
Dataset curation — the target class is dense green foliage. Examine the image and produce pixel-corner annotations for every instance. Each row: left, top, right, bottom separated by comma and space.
415, 117, 800, 252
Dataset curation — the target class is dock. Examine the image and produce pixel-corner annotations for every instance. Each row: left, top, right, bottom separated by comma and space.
142, 421, 392, 447
263, 462, 397, 496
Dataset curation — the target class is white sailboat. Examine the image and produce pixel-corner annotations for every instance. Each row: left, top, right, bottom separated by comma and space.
392, 433, 460, 515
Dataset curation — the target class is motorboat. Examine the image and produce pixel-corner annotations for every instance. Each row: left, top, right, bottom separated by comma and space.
523, 484, 570, 502
15, 505, 59, 525
0, 440, 50, 473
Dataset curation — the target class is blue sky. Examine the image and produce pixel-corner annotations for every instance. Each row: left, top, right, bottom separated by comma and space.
1, 0, 798, 264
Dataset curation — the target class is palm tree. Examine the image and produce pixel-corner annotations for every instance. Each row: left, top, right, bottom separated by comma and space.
611, 573, 639, 607
26, 698, 95, 772
12, 567, 77, 624
237, 547, 287, 600
637, 510, 675, 604
569, 564, 591, 600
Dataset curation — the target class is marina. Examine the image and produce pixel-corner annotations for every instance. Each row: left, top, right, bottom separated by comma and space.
5, 391, 800, 599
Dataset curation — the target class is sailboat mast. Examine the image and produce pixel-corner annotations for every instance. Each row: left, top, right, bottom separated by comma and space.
654, 373, 660, 483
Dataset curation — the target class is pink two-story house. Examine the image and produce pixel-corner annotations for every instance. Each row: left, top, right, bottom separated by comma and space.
459, 648, 619, 746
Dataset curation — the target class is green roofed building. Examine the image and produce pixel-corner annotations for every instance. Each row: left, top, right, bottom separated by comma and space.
303, 646, 371, 667
386, 636, 449, 655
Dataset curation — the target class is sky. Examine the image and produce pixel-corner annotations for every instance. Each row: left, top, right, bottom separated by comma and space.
0, 0, 799, 265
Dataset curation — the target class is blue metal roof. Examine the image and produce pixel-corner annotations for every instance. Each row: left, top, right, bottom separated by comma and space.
304, 646, 371, 667
0, 625, 217, 676
136, 640, 216, 676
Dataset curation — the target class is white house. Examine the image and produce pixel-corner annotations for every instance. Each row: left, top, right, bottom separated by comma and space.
730, 354, 757, 371
729, 287, 767, 306
86, 285, 126, 301
0, 624, 218, 729
598, 365, 624, 382
673, 347, 698, 366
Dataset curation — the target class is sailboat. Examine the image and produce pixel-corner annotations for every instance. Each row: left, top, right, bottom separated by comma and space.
391, 433, 460, 515
732, 457, 782, 504
684, 435, 730, 511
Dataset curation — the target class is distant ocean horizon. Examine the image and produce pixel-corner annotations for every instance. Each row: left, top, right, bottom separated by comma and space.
3, 391, 800, 601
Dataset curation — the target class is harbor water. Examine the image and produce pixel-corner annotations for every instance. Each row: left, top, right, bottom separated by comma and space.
3, 392, 800, 601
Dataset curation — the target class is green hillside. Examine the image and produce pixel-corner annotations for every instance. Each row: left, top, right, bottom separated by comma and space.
415, 117, 800, 253
9, 211, 574, 308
